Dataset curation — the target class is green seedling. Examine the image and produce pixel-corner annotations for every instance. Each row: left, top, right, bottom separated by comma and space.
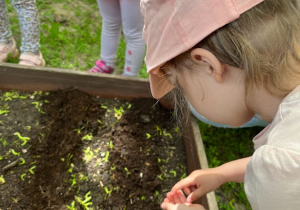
71, 174, 77, 187
124, 167, 131, 177
10, 149, 20, 156
145, 133, 151, 139
75, 191, 92, 210
158, 174, 164, 180
0, 175, 5, 185
157, 158, 161, 163
66, 201, 76, 210
25, 126, 31, 131
0, 110, 9, 115
83, 147, 94, 163
110, 164, 116, 170
109, 141, 113, 149
169, 170, 177, 177
0, 138, 8, 147
141, 195, 146, 201
101, 105, 108, 109
103, 151, 109, 162
181, 173, 187, 180
29, 166, 36, 174
164, 132, 173, 139
79, 173, 89, 182
67, 153, 73, 165
31, 102, 45, 114
154, 190, 160, 197
82, 134, 93, 141
156, 126, 163, 136
0, 156, 3, 160
114, 107, 124, 120
97, 119, 102, 124
19, 158, 26, 165
127, 103, 132, 109
20, 173, 26, 181
174, 126, 180, 133
14, 132, 30, 146
104, 187, 112, 199
68, 163, 74, 173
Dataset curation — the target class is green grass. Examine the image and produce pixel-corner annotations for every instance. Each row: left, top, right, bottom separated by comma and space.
4, 0, 148, 78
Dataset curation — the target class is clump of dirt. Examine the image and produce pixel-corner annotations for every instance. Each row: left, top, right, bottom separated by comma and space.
0, 89, 186, 210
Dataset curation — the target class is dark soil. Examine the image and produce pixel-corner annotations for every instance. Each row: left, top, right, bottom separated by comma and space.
0, 89, 186, 210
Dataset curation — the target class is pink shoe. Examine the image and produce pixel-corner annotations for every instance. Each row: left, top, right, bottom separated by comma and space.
89, 60, 114, 74
19, 52, 46, 66
0, 38, 19, 62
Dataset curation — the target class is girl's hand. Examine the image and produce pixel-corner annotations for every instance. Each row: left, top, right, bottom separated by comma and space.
161, 193, 206, 210
170, 168, 224, 203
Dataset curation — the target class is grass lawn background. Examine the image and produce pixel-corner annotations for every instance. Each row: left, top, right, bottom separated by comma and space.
4, 0, 264, 209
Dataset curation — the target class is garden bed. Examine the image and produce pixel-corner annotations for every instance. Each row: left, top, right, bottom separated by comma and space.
0, 64, 218, 209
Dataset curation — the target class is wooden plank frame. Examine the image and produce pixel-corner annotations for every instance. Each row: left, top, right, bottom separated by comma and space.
0, 63, 218, 209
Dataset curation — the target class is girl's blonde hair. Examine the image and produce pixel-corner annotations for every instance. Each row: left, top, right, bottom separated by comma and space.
164, 0, 300, 123
167, 0, 300, 97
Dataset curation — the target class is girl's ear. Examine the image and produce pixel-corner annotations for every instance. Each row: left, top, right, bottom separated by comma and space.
190, 48, 224, 83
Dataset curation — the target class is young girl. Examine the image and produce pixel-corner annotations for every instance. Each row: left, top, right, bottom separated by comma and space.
141, 0, 300, 209
89, 0, 145, 77
0, 0, 45, 66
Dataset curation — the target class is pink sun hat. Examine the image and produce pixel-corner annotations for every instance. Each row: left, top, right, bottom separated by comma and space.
141, 0, 264, 99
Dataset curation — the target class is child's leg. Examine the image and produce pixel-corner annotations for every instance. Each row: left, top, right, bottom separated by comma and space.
0, 0, 13, 44
120, 0, 145, 77
11, 0, 40, 55
96, 0, 122, 69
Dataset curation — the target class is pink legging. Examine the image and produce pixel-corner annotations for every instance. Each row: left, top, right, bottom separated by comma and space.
97, 0, 145, 76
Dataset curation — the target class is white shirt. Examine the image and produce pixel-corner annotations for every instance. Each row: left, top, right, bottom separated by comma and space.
244, 86, 300, 210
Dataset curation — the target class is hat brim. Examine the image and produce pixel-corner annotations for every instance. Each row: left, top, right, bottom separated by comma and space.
149, 66, 175, 99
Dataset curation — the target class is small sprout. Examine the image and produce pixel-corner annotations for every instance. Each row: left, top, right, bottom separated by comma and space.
0, 156, 3, 160
83, 147, 94, 162
75, 191, 92, 210
0, 138, 8, 147
124, 167, 131, 177
114, 107, 124, 120
20, 173, 26, 181
169, 170, 177, 177
104, 187, 112, 199
109, 141, 113, 149
154, 190, 160, 197
164, 132, 173, 139
79, 173, 89, 182
97, 119, 102, 124
181, 173, 187, 180
44, 100, 50, 103
103, 151, 109, 162
127, 103, 132, 109
0, 110, 10, 115
70, 174, 77, 187
25, 126, 31, 131
174, 126, 180, 133
14, 132, 30, 146
110, 164, 116, 170
29, 166, 36, 174
66, 201, 76, 210
157, 158, 161, 163
10, 149, 20, 156
101, 105, 108, 109
156, 126, 163, 136
31, 102, 45, 114
0, 175, 5, 185
145, 133, 151, 139
19, 158, 26, 165
141, 195, 146, 201
82, 134, 93, 141
158, 174, 164, 180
